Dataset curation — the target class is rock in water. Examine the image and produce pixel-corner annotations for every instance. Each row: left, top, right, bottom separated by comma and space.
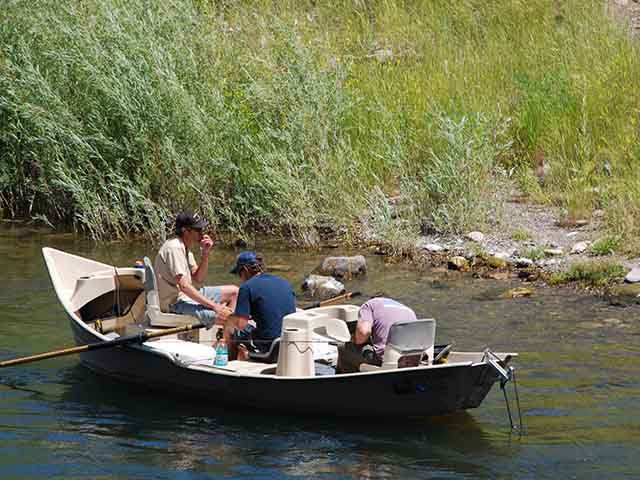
448, 256, 469, 271
498, 287, 534, 299
487, 256, 508, 269
625, 266, 640, 283
606, 283, 640, 307
302, 274, 345, 300
319, 255, 366, 279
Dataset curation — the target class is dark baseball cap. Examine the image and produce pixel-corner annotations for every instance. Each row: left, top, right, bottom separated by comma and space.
175, 211, 209, 233
230, 251, 260, 274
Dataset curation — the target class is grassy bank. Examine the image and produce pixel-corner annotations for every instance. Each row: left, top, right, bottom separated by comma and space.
1, 0, 639, 248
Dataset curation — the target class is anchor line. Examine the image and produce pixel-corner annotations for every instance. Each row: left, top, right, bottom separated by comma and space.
511, 367, 523, 431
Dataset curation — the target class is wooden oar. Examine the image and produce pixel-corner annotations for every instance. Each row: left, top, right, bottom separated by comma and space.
0, 323, 205, 368
303, 291, 361, 310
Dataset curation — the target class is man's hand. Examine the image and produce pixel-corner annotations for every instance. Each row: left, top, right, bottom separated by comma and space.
200, 234, 214, 255
213, 304, 233, 322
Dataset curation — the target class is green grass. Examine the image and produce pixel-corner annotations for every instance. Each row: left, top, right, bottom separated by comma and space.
512, 228, 532, 242
521, 247, 545, 261
590, 235, 623, 256
548, 260, 626, 287
1, 0, 639, 249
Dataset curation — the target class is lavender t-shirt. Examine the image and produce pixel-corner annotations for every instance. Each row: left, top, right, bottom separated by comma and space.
358, 297, 417, 358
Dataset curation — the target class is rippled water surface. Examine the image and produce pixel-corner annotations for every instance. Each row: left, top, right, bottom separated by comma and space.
1, 224, 639, 479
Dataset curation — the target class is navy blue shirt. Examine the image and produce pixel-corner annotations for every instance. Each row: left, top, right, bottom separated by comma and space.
234, 273, 296, 341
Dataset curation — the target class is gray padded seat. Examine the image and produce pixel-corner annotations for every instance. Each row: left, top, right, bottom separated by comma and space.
360, 319, 436, 371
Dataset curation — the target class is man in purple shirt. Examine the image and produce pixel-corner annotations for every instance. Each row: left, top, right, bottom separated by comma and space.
337, 297, 418, 373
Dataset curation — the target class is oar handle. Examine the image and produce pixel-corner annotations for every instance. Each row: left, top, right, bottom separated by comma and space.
303, 291, 361, 310
0, 323, 205, 368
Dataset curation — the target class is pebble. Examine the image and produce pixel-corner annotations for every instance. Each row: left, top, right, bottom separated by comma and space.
423, 243, 444, 252
571, 241, 590, 254
577, 321, 604, 329
544, 248, 564, 256
515, 257, 534, 267
448, 256, 468, 271
602, 318, 622, 326
466, 231, 485, 243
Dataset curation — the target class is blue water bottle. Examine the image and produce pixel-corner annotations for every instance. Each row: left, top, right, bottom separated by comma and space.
214, 338, 228, 367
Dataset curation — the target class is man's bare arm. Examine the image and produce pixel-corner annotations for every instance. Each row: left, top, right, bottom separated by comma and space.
353, 319, 371, 345
191, 234, 213, 284
224, 314, 250, 330
177, 275, 231, 321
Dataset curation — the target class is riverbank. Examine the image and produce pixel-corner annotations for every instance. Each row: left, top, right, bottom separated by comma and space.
352, 185, 640, 301
2, 1, 640, 254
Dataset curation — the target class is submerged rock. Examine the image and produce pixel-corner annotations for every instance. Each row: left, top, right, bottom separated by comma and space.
606, 283, 640, 306
498, 287, 534, 299
319, 255, 366, 278
487, 272, 510, 281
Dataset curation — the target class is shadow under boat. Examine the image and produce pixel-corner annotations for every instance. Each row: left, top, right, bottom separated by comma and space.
55, 364, 514, 470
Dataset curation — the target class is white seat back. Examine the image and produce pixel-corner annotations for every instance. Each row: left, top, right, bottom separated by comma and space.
381, 319, 436, 369
143, 256, 194, 328
143, 257, 162, 316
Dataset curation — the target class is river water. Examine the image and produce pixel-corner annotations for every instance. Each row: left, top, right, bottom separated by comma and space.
0, 223, 638, 479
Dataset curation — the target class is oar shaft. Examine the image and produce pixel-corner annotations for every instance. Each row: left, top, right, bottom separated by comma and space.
0, 323, 205, 368
304, 291, 361, 310
0, 345, 91, 367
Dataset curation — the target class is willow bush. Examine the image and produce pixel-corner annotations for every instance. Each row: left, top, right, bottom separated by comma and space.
1, 0, 639, 249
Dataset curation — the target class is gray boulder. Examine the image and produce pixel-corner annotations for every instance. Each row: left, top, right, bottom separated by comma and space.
319, 255, 367, 278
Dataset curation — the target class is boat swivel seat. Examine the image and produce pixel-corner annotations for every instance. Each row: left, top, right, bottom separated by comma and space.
143, 257, 196, 328
276, 308, 352, 377
360, 319, 436, 371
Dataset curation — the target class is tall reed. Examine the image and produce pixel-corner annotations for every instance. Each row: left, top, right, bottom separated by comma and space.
1, 0, 638, 249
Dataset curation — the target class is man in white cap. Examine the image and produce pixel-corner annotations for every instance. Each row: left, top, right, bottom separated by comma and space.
154, 211, 238, 328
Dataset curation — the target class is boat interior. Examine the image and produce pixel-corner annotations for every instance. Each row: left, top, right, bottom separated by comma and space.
43, 248, 515, 378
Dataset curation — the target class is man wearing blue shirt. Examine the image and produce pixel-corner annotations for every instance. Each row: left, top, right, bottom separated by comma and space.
224, 252, 296, 360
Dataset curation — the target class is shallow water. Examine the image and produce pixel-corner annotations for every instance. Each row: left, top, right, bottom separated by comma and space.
1, 223, 639, 479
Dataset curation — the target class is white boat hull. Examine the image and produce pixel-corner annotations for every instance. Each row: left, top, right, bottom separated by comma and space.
46, 247, 514, 418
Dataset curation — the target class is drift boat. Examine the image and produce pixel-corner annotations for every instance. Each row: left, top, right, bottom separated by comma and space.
39, 247, 520, 419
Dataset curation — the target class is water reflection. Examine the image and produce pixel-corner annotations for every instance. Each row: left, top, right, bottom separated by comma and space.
51, 365, 511, 479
